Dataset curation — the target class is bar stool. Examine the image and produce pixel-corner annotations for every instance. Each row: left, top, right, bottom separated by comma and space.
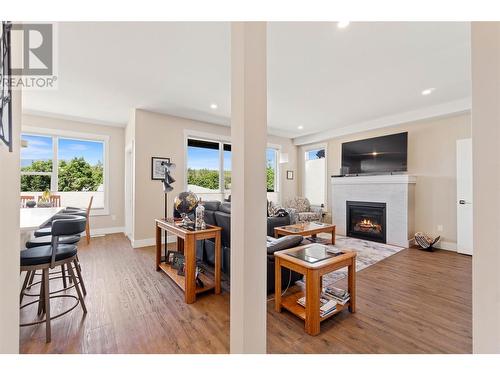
27, 214, 86, 292
24, 233, 86, 294
34, 211, 86, 236
20, 215, 88, 343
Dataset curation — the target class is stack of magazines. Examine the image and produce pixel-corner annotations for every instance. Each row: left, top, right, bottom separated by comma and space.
323, 286, 350, 305
297, 295, 338, 317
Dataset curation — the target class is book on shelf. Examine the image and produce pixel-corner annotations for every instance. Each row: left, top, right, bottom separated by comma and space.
296, 295, 338, 317
323, 286, 350, 305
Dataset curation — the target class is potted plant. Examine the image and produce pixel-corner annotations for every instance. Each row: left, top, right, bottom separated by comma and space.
37, 189, 53, 208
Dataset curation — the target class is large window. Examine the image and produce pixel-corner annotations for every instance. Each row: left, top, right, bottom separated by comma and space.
304, 146, 326, 206
21, 132, 107, 211
186, 136, 279, 201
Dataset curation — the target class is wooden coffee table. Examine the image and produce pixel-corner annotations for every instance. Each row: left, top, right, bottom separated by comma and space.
274, 244, 356, 335
274, 222, 336, 245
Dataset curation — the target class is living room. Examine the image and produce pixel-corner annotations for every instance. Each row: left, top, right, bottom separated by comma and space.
1, 5, 500, 369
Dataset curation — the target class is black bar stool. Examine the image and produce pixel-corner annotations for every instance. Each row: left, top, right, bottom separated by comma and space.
34, 211, 86, 237
27, 214, 86, 292
24, 233, 86, 294
20, 215, 88, 343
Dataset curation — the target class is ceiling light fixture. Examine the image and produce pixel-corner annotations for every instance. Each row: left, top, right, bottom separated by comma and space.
421, 88, 435, 96
297, 125, 304, 130
210, 103, 218, 109
337, 21, 350, 29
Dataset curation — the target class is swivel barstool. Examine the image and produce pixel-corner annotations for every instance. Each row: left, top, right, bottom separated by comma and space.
20, 215, 88, 343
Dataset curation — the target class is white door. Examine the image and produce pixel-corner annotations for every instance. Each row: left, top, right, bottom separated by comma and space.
457, 138, 473, 255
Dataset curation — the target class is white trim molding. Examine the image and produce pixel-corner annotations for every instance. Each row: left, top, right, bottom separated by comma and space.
434, 241, 458, 252
331, 174, 417, 185
131, 235, 176, 249
293, 98, 471, 146
90, 226, 125, 237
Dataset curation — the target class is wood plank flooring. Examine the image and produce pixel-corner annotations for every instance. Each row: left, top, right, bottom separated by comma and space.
20, 233, 471, 354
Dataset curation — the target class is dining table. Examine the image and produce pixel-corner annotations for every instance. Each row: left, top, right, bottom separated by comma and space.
20, 207, 64, 248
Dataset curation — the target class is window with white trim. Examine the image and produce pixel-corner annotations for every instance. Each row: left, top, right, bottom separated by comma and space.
304, 146, 326, 206
186, 136, 279, 201
20, 132, 107, 210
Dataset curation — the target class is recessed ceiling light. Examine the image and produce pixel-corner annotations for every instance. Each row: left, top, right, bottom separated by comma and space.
337, 21, 350, 29
297, 125, 304, 130
421, 88, 435, 96
210, 103, 218, 109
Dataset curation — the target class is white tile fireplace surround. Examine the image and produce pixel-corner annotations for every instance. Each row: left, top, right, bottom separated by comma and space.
331, 175, 416, 247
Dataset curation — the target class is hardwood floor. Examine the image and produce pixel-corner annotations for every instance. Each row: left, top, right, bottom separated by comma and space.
20, 233, 471, 354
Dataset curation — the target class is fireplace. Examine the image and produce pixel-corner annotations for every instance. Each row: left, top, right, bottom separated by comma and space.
346, 201, 386, 243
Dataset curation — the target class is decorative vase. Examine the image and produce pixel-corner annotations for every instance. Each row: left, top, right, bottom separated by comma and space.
195, 199, 206, 229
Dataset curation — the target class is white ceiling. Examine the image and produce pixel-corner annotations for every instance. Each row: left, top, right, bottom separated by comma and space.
23, 22, 471, 141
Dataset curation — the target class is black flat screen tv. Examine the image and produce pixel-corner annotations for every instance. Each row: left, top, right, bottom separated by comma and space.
341, 132, 408, 175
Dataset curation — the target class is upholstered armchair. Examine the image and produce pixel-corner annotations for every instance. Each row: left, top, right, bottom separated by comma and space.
283, 197, 323, 224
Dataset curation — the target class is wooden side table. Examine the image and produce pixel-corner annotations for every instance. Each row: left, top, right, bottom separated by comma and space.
274, 244, 356, 335
155, 219, 222, 304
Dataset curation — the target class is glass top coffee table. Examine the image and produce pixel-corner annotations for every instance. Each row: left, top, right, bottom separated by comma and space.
274, 222, 336, 245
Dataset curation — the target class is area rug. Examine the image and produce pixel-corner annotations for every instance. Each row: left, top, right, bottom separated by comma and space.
299, 234, 404, 287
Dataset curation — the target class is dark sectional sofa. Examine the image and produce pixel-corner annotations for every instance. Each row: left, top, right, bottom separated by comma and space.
175, 200, 303, 293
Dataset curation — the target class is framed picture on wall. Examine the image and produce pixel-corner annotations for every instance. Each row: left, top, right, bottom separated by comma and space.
286, 170, 294, 180
151, 157, 171, 180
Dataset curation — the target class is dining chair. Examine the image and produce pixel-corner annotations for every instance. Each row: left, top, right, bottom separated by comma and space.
20, 195, 35, 207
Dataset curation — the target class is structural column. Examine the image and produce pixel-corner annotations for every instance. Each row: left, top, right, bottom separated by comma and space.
0, 26, 22, 353
230, 22, 268, 354
471, 22, 500, 353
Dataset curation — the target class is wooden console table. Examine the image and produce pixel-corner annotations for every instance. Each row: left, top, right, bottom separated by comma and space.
274, 245, 356, 335
155, 219, 222, 304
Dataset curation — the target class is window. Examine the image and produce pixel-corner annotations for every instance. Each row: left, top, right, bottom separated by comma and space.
187, 138, 223, 200
20, 134, 53, 192
304, 146, 326, 206
266, 148, 278, 192
223, 144, 231, 192
20, 132, 107, 211
186, 136, 280, 201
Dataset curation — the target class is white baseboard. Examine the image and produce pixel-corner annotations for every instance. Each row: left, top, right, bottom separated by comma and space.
91, 226, 125, 237
132, 235, 176, 249
434, 241, 457, 252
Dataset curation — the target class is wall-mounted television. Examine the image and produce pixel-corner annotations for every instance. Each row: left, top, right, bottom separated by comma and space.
341, 132, 408, 175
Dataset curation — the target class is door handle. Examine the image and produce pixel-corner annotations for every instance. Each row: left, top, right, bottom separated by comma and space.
459, 200, 471, 205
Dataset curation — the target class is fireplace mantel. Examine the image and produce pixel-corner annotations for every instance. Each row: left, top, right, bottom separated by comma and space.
331, 174, 416, 247
331, 174, 416, 185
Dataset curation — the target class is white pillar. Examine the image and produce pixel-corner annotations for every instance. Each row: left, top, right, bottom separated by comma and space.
230, 22, 267, 354
0, 25, 22, 353
471, 22, 500, 353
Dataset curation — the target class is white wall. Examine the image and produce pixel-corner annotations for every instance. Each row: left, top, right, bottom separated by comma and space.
0, 30, 22, 353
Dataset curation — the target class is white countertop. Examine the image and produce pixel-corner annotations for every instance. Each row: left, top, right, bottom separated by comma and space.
20, 207, 64, 232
